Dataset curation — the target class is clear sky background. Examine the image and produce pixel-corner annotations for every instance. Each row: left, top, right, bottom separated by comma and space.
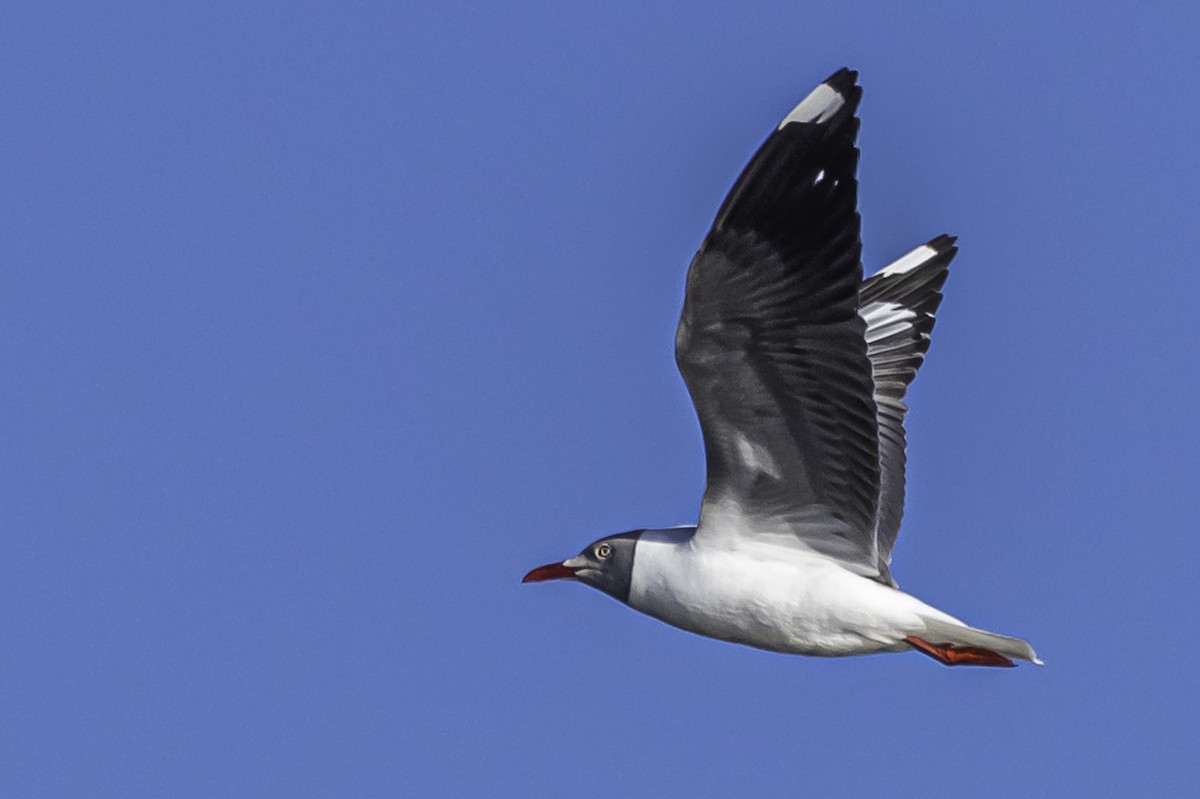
2, 2, 1197, 796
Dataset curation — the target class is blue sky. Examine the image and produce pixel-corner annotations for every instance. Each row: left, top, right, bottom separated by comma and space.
2, 1, 1197, 796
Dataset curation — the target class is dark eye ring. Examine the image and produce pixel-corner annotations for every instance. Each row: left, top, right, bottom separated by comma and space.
595, 543, 612, 560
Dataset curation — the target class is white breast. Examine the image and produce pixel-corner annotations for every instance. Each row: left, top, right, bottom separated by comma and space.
628, 529, 943, 656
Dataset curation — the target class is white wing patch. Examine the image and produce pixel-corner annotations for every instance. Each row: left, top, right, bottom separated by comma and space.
860, 301, 916, 342
876, 244, 936, 277
778, 83, 845, 129
735, 432, 782, 480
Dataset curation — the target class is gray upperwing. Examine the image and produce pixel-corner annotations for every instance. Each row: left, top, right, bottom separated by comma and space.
675, 69, 882, 572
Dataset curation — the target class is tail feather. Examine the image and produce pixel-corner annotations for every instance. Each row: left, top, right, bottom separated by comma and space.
919, 617, 1043, 665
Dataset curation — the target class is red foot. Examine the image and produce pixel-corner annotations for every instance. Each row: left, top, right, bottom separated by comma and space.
905, 635, 1016, 668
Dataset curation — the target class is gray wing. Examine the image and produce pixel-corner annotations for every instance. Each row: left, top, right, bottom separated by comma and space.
859, 236, 956, 577
676, 69, 883, 573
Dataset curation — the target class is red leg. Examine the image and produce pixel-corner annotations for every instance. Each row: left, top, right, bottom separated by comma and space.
905, 635, 1016, 668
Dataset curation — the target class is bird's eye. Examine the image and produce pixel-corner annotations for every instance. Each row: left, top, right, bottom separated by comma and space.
595, 543, 612, 560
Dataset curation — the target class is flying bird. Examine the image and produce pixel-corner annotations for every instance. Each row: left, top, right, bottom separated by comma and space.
523, 69, 1040, 667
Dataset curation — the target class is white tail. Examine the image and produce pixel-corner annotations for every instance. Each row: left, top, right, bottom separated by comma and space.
920, 617, 1043, 665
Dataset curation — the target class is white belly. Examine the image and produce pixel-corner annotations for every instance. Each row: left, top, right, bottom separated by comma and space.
628, 529, 947, 656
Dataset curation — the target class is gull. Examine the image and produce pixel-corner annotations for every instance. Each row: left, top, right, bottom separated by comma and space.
523, 69, 1040, 667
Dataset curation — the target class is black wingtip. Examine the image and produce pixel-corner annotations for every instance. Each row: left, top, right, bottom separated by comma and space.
927, 233, 958, 252
824, 67, 859, 93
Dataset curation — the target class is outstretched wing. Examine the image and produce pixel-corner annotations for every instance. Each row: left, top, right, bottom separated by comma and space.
675, 69, 882, 574
860, 235, 956, 576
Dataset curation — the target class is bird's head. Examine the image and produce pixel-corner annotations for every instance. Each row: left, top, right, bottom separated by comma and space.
521, 531, 641, 603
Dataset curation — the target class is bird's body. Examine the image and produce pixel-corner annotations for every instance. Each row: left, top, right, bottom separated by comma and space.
628, 524, 1033, 662
524, 69, 1040, 668
629, 525, 934, 657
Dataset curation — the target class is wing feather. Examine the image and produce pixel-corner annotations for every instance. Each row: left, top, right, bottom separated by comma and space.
859, 235, 956, 575
676, 69, 884, 572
